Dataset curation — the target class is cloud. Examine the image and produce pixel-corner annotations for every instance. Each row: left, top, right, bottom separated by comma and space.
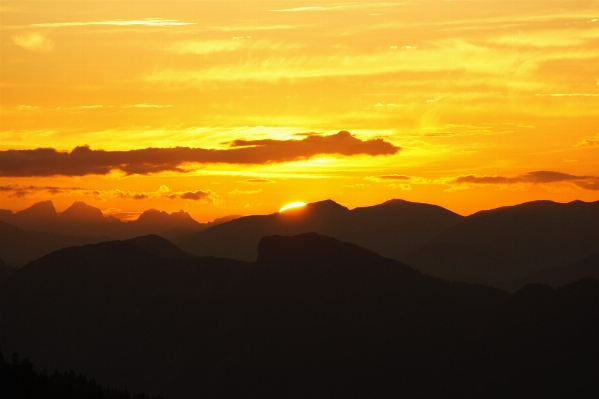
228, 188, 263, 195
171, 190, 214, 202
244, 178, 275, 183
453, 171, 599, 190
0, 131, 399, 177
269, 6, 355, 12
268, 3, 402, 12
166, 39, 304, 55
536, 93, 599, 97
125, 104, 173, 108
0, 184, 217, 202
379, 174, 411, 180
0, 184, 85, 198
575, 134, 599, 147
12, 33, 53, 52
167, 39, 245, 54
32, 18, 195, 27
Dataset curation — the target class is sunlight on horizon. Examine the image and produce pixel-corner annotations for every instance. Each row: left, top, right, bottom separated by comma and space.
279, 202, 307, 213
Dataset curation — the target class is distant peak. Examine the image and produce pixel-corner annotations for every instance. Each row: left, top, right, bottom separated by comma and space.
59, 201, 104, 221
141, 208, 164, 215
16, 200, 57, 218
306, 199, 349, 212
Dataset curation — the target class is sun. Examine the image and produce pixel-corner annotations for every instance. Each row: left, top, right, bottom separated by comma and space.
279, 202, 307, 213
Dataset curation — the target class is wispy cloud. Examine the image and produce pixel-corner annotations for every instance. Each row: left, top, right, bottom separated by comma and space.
0, 184, 215, 203
166, 39, 304, 55
228, 188, 263, 195
243, 178, 275, 183
576, 135, 599, 147
453, 171, 599, 190
124, 104, 173, 108
269, 3, 403, 12
536, 93, 599, 97
32, 18, 195, 28
269, 5, 356, 12
146, 40, 599, 84
12, 33, 53, 52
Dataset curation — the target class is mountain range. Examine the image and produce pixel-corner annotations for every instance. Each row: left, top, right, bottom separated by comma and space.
177, 198, 599, 289
178, 199, 464, 262
0, 200, 238, 267
2, 234, 598, 398
0, 200, 240, 239
3, 197, 599, 289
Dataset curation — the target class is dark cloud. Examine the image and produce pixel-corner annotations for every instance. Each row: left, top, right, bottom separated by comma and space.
576, 138, 599, 147
379, 174, 410, 180
454, 170, 599, 190
0, 184, 86, 198
168, 190, 214, 202
0, 131, 400, 177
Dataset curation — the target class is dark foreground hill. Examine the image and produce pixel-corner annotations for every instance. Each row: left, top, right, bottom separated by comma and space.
2, 234, 598, 398
179, 198, 463, 261
404, 199, 599, 288
522, 252, 599, 288
0, 221, 106, 267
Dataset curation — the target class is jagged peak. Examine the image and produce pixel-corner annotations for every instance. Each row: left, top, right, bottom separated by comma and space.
16, 200, 57, 218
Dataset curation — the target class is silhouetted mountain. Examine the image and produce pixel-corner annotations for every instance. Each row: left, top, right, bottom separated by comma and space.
179, 198, 463, 261
523, 252, 599, 288
125, 235, 195, 260
134, 209, 198, 229
0, 221, 106, 267
404, 200, 599, 288
16, 200, 58, 221
2, 233, 598, 398
59, 201, 105, 222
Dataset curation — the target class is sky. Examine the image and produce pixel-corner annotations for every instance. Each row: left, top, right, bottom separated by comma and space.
1, 1, 598, 221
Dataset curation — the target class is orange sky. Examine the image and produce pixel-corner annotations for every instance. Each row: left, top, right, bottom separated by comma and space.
1, 1, 598, 221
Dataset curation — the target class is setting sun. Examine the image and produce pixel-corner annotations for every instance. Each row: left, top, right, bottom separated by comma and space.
279, 202, 307, 213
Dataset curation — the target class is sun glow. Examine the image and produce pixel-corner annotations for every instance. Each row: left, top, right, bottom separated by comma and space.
279, 202, 307, 213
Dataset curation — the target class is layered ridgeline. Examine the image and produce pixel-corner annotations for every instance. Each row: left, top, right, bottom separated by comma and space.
3, 198, 599, 288
179, 199, 599, 289
0, 200, 239, 267
403, 200, 599, 288
2, 234, 598, 398
179, 199, 464, 263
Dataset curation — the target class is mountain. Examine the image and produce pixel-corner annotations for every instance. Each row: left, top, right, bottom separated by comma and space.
59, 201, 105, 222
523, 252, 599, 288
178, 198, 464, 261
2, 234, 598, 398
0, 221, 107, 267
16, 200, 58, 221
404, 199, 599, 288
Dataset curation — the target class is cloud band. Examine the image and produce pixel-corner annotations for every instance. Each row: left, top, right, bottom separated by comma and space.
0, 131, 399, 177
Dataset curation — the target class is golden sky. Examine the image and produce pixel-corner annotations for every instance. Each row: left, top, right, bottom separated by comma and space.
1, 1, 598, 221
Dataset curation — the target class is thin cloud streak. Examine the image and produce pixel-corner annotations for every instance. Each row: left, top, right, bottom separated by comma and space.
453, 171, 599, 191
32, 18, 195, 27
